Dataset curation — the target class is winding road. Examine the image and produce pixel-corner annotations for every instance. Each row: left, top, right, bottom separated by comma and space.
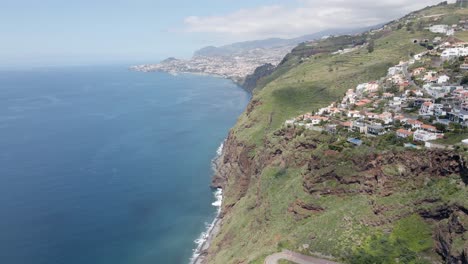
264, 250, 340, 264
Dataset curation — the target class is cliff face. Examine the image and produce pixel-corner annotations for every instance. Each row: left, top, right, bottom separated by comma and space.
207, 126, 467, 263
241, 64, 276, 93
205, 4, 468, 264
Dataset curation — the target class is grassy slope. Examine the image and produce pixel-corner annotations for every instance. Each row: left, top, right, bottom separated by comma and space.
233, 29, 436, 146
208, 4, 468, 264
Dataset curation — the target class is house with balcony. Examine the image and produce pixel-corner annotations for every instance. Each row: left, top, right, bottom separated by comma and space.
351, 121, 367, 134
405, 119, 424, 129
367, 124, 386, 136
396, 129, 413, 138
413, 130, 439, 142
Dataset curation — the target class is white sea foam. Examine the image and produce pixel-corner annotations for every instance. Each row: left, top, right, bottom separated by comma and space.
189, 188, 223, 264
216, 142, 224, 156
189, 141, 225, 264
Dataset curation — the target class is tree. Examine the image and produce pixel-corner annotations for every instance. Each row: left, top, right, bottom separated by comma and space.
367, 39, 375, 53
450, 122, 463, 134
461, 75, 468, 85
435, 123, 447, 132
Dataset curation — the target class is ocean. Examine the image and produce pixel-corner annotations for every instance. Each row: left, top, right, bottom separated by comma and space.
0, 66, 249, 264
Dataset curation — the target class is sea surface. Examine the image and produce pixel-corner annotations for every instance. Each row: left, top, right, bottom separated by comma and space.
0, 66, 249, 264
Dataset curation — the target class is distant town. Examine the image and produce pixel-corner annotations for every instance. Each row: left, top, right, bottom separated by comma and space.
130, 45, 293, 82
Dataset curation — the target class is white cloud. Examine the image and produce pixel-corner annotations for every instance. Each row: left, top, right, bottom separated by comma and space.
183, 0, 449, 40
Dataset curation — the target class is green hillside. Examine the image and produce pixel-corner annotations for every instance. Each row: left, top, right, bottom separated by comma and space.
206, 2, 468, 264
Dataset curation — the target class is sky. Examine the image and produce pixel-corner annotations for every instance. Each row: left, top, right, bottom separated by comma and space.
0, 0, 450, 67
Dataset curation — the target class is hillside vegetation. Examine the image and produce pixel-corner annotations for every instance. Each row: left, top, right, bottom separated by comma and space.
206, 3, 468, 264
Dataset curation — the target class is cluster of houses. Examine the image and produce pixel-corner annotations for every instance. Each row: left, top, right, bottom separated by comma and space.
285, 37, 468, 147
428, 15, 468, 36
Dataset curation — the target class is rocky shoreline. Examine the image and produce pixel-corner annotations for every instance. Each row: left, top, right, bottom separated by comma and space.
191, 141, 227, 264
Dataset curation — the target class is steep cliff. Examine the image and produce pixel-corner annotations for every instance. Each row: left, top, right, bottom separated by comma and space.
206, 3, 468, 264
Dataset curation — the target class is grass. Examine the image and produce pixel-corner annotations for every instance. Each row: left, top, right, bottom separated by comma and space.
208, 135, 467, 263
206, 3, 468, 264
455, 31, 468, 42
433, 132, 468, 145
278, 260, 296, 264
234, 28, 436, 146
390, 215, 433, 253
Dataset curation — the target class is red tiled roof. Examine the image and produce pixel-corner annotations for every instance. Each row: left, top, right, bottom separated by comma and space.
397, 129, 413, 136
421, 124, 437, 131
341, 121, 352, 127
407, 119, 423, 125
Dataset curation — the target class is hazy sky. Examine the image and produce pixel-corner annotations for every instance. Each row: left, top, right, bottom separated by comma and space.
0, 0, 448, 67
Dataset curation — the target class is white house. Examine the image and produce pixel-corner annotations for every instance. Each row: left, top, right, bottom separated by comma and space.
414, 52, 427, 60
356, 82, 379, 93
419, 102, 435, 116
388, 66, 403, 76
429, 25, 449, 34
347, 110, 364, 119
304, 115, 329, 125
378, 112, 394, 124
441, 48, 468, 60
285, 119, 295, 126
406, 119, 424, 129
438, 75, 450, 84
396, 129, 413, 138
413, 130, 439, 142
423, 71, 438, 83
424, 85, 448, 99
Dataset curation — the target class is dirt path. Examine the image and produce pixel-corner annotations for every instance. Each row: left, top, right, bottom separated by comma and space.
264, 250, 340, 264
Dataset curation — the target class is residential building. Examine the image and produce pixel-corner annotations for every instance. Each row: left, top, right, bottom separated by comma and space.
351, 121, 367, 133
413, 130, 439, 142
438, 75, 450, 84
423, 71, 438, 83
406, 119, 423, 129
421, 124, 438, 132
448, 109, 468, 125
378, 112, 394, 124
429, 25, 450, 34
367, 124, 386, 136
412, 67, 426, 76
441, 47, 468, 60
304, 115, 329, 125
285, 119, 295, 126
396, 129, 413, 138
419, 102, 435, 116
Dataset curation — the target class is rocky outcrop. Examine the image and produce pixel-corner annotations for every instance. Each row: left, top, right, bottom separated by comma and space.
288, 199, 324, 220
434, 207, 468, 264
211, 131, 255, 208
208, 120, 468, 263
303, 150, 467, 197
241, 63, 276, 92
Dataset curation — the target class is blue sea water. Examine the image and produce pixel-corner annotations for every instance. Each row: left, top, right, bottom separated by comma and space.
0, 66, 249, 264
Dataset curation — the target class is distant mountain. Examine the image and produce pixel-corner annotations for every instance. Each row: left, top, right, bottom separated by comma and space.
193, 24, 384, 57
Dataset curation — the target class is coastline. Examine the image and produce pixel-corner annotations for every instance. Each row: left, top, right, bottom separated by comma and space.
130, 68, 247, 93
190, 142, 226, 264
131, 67, 249, 264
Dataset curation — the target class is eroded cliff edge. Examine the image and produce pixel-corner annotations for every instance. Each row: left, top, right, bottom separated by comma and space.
208, 121, 467, 263
204, 3, 468, 263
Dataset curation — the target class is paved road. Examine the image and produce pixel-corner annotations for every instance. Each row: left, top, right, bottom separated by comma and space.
264, 250, 340, 264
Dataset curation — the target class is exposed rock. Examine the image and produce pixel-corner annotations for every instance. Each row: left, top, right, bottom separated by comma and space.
303, 150, 467, 197
242, 63, 276, 92
288, 199, 324, 220
435, 208, 468, 264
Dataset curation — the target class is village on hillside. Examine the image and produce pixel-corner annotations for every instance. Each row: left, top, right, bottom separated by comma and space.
285, 22, 468, 150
